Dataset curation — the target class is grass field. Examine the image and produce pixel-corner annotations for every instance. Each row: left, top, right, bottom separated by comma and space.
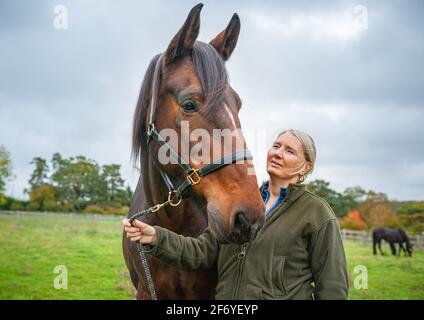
1, 212, 423, 300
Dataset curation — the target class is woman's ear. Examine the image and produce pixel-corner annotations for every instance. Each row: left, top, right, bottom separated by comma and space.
305, 161, 312, 174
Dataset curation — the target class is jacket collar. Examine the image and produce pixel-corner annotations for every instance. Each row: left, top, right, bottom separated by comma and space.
251, 182, 306, 240
260, 181, 306, 205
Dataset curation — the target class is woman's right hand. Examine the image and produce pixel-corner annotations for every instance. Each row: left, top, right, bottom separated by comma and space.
122, 218, 157, 245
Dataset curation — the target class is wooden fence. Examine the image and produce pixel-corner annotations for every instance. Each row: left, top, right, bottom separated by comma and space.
2, 211, 423, 250
0, 210, 123, 221
341, 229, 424, 250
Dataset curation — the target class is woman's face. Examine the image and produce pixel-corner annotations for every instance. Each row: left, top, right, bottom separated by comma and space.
266, 132, 310, 181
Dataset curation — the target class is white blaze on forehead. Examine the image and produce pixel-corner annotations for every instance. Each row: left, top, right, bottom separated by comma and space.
222, 102, 244, 147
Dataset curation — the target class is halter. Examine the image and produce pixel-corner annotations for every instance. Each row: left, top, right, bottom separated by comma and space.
128, 53, 253, 300
143, 53, 252, 202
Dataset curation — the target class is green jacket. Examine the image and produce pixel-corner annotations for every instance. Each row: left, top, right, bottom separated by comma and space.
147, 183, 349, 300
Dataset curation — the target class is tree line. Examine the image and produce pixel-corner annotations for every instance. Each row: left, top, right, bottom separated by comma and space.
0, 144, 423, 232
306, 179, 424, 234
0, 146, 132, 215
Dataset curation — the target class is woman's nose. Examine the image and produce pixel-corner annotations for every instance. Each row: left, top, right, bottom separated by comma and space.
272, 150, 283, 159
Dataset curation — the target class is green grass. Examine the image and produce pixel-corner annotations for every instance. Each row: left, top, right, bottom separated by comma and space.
0, 212, 423, 299
0, 213, 135, 299
345, 239, 424, 299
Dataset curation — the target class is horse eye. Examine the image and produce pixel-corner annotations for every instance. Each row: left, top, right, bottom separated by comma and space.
181, 100, 198, 113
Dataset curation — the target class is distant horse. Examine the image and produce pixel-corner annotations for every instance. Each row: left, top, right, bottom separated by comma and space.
122, 4, 265, 299
372, 227, 413, 257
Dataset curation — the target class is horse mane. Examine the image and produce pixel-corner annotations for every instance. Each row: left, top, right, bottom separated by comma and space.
131, 41, 228, 166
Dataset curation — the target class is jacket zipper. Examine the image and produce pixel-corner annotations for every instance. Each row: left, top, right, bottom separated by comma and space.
232, 243, 249, 299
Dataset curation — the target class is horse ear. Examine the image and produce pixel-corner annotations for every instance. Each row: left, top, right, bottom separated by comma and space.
164, 3, 203, 65
209, 13, 241, 61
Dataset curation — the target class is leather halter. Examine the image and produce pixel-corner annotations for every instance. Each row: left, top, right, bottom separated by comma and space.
145, 53, 253, 202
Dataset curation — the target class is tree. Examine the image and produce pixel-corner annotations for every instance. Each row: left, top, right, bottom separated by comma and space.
28, 184, 57, 211
24, 152, 133, 213
306, 179, 356, 217
359, 201, 399, 228
27, 157, 49, 193
397, 202, 424, 215
365, 190, 388, 203
101, 164, 131, 207
51, 154, 104, 211
343, 186, 367, 203
0, 145, 13, 194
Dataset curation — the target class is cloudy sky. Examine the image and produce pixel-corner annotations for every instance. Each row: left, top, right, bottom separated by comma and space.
1, 0, 423, 201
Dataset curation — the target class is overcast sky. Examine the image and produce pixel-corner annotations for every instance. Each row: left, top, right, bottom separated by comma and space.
1, 0, 423, 201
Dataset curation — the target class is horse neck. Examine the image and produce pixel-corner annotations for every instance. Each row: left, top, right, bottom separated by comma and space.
140, 150, 208, 236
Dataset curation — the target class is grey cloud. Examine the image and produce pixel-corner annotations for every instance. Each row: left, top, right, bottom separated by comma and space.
1, 0, 423, 201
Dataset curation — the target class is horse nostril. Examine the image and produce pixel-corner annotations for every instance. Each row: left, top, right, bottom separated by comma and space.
233, 211, 252, 243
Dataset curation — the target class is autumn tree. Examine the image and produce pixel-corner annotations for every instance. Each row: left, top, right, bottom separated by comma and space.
339, 210, 367, 230
28, 184, 58, 211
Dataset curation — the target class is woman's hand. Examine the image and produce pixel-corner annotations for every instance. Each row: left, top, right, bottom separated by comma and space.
122, 219, 157, 245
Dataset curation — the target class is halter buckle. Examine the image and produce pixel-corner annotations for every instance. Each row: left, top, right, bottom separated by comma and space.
187, 169, 202, 186
168, 190, 182, 207
147, 123, 155, 136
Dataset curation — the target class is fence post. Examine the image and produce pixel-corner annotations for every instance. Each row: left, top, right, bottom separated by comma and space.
417, 234, 423, 250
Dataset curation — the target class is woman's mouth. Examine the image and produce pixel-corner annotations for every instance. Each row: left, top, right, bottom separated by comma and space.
270, 159, 283, 168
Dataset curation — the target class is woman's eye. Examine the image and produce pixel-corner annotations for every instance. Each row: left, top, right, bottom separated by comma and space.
285, 149, 294, 154
181, 100, 198, 113
273, 144, 279, 149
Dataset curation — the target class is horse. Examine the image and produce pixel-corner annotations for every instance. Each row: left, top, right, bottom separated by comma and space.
122, 3, 265, 299
372, 227, 413, 257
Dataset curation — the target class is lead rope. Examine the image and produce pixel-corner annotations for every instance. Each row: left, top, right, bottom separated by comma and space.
128, 189, 182, 300
136, 242, 157, 300
129, 207, 159, 300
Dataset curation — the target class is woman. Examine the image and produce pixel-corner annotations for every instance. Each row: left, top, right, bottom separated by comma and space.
123, 129, 349, 300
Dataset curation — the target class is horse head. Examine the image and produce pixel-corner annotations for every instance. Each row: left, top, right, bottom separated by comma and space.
132, 3, 265, 244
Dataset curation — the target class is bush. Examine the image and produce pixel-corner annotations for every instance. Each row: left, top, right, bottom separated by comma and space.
399, 213, 424, 235
61, 203, 75, 213
0, 196, 29, 211
83, 205, 105, 214
339, 210, 367, 230
0, 194, 7, 207
10, 202, 26, 211
103, 206, 129, 215
117, 206, 129, 215
397, 202, 424, 215
43, 200, 63, 212
27, 202, 40, 211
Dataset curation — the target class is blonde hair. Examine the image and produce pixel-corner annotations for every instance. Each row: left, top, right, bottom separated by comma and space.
277, 129, 316, 179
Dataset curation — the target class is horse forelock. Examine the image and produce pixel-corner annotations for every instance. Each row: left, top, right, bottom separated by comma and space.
131, 41, 231, 166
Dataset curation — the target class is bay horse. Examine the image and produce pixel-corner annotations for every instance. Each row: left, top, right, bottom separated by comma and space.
123, 3, 265, 299
372, 227, 413, 257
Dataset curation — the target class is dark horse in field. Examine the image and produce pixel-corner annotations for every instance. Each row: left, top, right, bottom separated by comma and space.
372, 227, 413, 257
122, 4, 265, 299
